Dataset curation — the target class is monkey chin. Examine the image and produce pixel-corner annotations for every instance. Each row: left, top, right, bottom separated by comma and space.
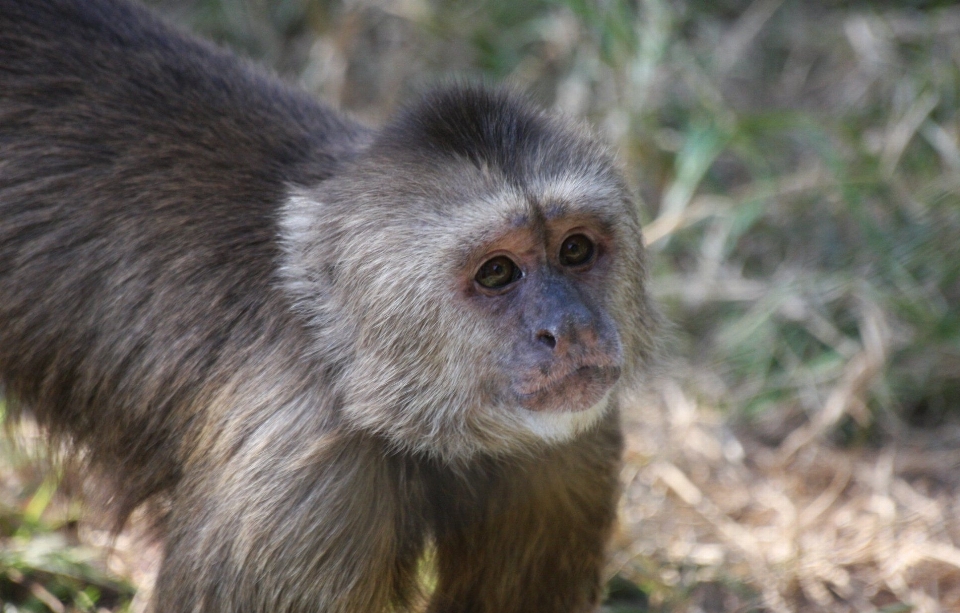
508, 367, 621, 444
514, 387, 616, 445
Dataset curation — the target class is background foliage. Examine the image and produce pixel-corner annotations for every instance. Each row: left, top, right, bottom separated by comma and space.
2, 0, 959, 611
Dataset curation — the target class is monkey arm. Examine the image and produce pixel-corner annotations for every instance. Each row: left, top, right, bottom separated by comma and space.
158, 416, 427, 613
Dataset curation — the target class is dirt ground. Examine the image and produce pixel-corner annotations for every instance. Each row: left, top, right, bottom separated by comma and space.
614, 382, 960, 612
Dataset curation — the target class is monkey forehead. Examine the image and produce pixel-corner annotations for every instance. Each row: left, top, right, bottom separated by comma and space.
280, 166, 628, 246
432, 173, 630, 262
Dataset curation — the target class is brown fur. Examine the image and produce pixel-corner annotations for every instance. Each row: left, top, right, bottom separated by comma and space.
0, 1, 658, 611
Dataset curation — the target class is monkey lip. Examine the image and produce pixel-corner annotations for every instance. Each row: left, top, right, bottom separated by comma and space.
514, 365, 621, 413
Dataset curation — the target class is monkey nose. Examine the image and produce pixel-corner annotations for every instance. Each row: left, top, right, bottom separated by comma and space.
535, 329, 557, 349
533, 323, 592, 356
532, 309, 606, 357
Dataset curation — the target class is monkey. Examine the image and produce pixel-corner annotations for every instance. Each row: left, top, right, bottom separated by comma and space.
0, 0, 658, 611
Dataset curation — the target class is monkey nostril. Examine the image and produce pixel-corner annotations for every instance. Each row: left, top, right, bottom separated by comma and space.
536, 330, 557, 349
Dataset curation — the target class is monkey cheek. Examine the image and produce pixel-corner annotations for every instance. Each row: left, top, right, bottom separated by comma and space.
514, 365, 621, 413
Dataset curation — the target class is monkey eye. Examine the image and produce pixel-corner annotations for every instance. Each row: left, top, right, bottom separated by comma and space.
475, 256, 522, 289
558, 234, 595, 267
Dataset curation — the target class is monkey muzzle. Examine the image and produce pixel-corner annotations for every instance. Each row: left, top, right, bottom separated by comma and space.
513, 363, 621, 413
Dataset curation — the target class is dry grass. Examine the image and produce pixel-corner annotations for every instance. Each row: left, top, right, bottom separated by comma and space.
3, 0, 960, 611
614, 383, 960, 612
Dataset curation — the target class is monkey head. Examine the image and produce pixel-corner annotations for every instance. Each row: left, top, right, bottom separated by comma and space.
281, 86, 656, 461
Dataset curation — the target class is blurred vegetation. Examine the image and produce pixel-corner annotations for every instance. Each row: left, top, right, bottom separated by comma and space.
3, 0, 959, 611
0, 403, 136, 612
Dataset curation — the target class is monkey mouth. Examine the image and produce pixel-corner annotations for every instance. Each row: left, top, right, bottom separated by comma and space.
514, 365, 621, 413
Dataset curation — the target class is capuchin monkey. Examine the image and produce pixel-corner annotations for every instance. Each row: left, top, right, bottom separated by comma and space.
0, 0, 658, 611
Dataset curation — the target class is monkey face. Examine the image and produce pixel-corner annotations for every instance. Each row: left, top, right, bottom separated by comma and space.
464, 215, 624, 416
282, 177, 650, 461
280, 88, 657, 461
